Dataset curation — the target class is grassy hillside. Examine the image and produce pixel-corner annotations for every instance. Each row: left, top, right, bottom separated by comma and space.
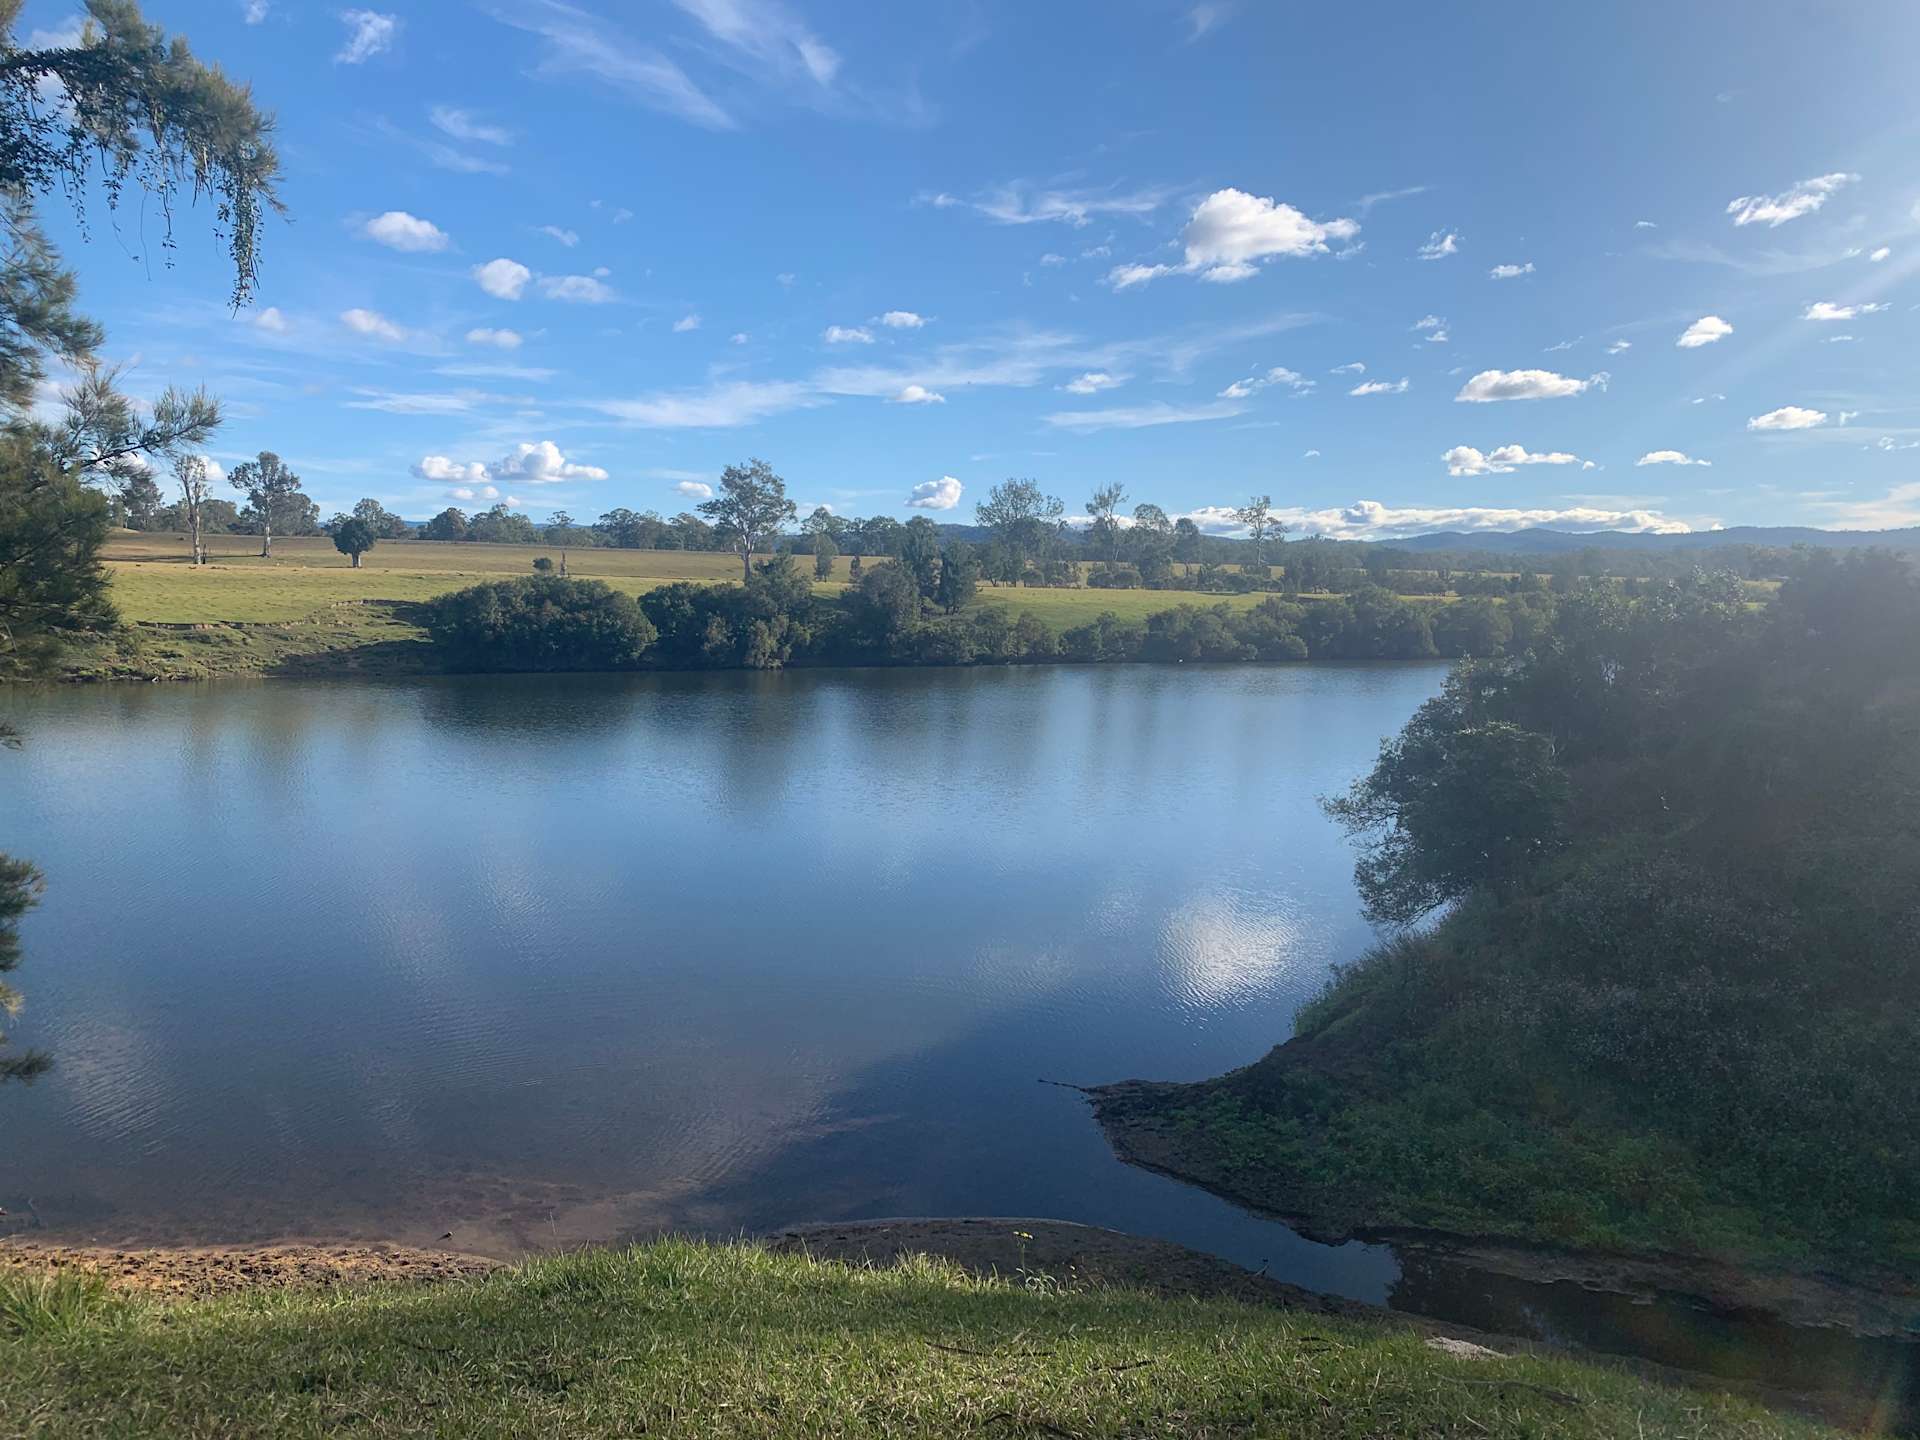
0, 1238, 1832, 1439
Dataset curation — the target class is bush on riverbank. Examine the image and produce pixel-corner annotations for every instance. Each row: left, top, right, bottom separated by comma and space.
1097, 551, 1920, 1272
0, 1238, 1835, 1438
423, 576, 657, 672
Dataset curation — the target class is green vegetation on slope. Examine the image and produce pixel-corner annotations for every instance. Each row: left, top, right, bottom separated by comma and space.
1096, 552, 1920, 1275
0, 1239, 1831, 1439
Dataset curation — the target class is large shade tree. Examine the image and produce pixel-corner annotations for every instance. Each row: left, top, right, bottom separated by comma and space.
0, 0, 280, 1083
699, 457, 795, 581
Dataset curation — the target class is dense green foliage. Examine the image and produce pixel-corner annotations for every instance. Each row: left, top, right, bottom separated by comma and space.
0, 1240, 1830, 1438
1139, 555, 1920, 1268
424, 575, 658, 672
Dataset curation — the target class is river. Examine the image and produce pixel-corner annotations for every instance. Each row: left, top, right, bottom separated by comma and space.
1, 666, 1911, 1413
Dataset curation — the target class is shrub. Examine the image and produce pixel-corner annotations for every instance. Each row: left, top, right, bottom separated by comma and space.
424, 576, 657, 671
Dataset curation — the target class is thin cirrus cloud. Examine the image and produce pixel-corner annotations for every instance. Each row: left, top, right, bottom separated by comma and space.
672, 314, 701, 333
1106, 186, 1359, 289
360, 210, 449, 252
1043, 400, 1246, 432
489, 1, 735, 130
1455, 368, 1604, 402
336, 9, 396, 63
1726, 172, 1858, 227
1194, 498, 1689, 540
1443, 444, 1592, 476
539, 274, 615, 302
1677, 315, 1733, 348
823, 325, 874, 344
907, 476, 964, 510
1351, 378, 1409, 396
465, 327, 522, 349
1061, 371, 1121, 395
1637, 450, 1711, 466
429, 105, 511, 145
1748, 406, 1828, 431
539, 225, 580, 247
927, 180, 1174, 227
1220, 366, 1313, 399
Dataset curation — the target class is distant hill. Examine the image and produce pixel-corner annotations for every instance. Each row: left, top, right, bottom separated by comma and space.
1381, 526, 1920, 556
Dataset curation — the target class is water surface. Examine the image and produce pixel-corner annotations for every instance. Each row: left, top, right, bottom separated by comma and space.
2, 666, 1910, 1409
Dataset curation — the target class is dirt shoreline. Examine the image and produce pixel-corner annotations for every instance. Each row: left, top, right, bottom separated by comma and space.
1088, 1077, 1920, 1341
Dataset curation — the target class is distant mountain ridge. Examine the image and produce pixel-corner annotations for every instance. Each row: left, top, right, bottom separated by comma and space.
1380, 525, 1920, 555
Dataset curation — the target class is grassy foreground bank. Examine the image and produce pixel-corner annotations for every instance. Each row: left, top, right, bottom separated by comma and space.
0, 1237, 1830, 1438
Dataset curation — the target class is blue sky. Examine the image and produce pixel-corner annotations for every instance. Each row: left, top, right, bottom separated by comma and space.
23, 0, 1920, 537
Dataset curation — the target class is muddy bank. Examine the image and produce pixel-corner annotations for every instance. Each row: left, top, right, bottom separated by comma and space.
0, 1240, 498, 1298
1089, 1078, 1920, 1341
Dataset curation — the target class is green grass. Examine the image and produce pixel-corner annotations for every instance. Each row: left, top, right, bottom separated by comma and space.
0, 1238, 1829, 1438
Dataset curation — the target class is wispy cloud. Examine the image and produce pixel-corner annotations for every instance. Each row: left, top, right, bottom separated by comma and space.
490, 0, 735, 130
1043, 400, 1245, 431
927, 180, 1175, 228
336, 9, 397, 63
1726, 171, 1858, 227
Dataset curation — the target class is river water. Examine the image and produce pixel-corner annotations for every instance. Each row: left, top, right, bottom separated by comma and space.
1, 667, 1911, 1414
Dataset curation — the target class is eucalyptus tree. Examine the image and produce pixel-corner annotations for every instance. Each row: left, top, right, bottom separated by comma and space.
976, 478, 1064, 585
172, 452, 214, 563
1086, 482, 1127, 564
699, 458, 796, 580
228, 451, 303, 557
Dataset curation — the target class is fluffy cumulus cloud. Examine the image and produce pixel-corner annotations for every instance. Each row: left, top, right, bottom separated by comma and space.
906, 476, 964, 510
253, 306, 289, 333
880, 310, 927, 328
1489, 261, 1534, 279
1748, 405, 1828, 431
823, 324, 873, 344
1062, 371, 1122, 395
465, 327, 521, 349
1443, 444, 1592, 476
1418, 230, 1460, 260
412, 441, 608, 488
361, 210, 448, 252
1219, 366, 1312, 399
1179, 498, 1688, 540
1870, 246, 1892, 263
1726, 172, 1858, 227
890, 384, 945, 404
1455, 368, 1602, 402
1804, 300, 1887, 321
335, 9, 396, 63
473, 257, 532, 300
1108, 186, 1358, 288
1677, 314, 1733, 348
1350, 378, 1409, 396
1637, 450, 1710, 466
673, 480, 713, 499
340, 307, 406, 341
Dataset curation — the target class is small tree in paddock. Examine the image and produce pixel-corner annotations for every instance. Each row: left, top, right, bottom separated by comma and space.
812, 528, 838, 579
331, 515, 376, 568
532, 556, 554, 574
229, 452, 303, 558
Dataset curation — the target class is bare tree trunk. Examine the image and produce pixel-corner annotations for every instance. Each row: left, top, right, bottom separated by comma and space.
260, 517, 272, 559
740, 544, 752, 582
351, 552, 360, 568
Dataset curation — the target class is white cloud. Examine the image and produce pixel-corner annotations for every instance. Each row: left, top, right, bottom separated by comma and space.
253, 307, 289, 334
890, 384, 945, 405
1726, 172, 1858, 227
599, 379, 821, 428
907, 476, 964, 510
1443, 444, 1592, 475
336, 9, 396, 63
1606, 339, 1632, 354
473, 257, 532, 300
1839, 410, 1861, 425
1062, 371, 1122, 395
1489, 262, 1534, 279
1219, 366, 1312, 399
1264, 498, 1689, 540
1185, 2, 1233, 39
1330, 361, 1365, 374
1635, 220, 1658, 229
490, 3, 733, 130
1038, 252, 1067, 266
465, 327, 522, 349
429, 105, 510, 144
1414, 314, 1445, 331
673, 314, 702, 333
1637, 450, 1710, 466
1804, 299, 1887, 321
1747, 405, 1828, 431
539, 274, 615, 302
880, 310, 927, 329
823, 325, 874, 344
673, 480, 713, 499
730, 332, 749, 344
415, 441, 606, 487
413, 455, 489, 484
1303, 449, 1321, 458
1350, 378, 1409, 396
668, 0, 841, 87
243, 0, 268, 23
361, 210, 448, 252
1418, 230, 1460, 260
939, 181, 1172, 227
340, 307, 407, 342
1455, 368, 1602, 402
1107, 186, 1359, 289
539, 225, 580, 247
1870, 246, 1892, 263
1043, 400, 1245, 432
1677, 314, 1733, 348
